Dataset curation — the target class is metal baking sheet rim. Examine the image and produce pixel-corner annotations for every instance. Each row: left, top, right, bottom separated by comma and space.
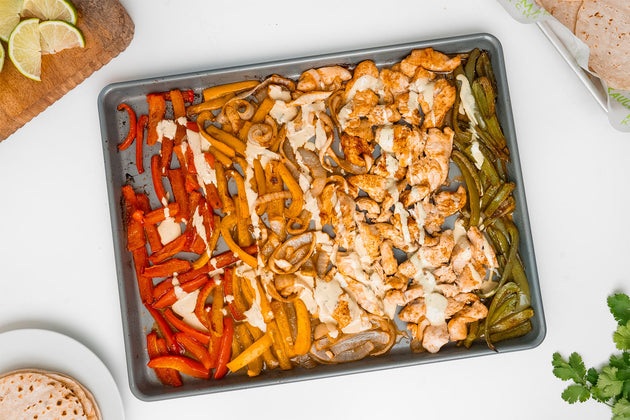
97, 32, 546, 401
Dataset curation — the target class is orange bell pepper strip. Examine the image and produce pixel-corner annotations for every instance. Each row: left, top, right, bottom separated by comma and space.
202, 80, 259, 102
170, 90, 186, 119
137, 203, 180, 226
136, 193, 163, 253
132, 246, 153, 305
194, 279, 216, 330
173, 143, 188, 172
148, 356, 210, 379
117, 103, 137, 151
153, 274, 208, 309
276, 162, 304, 218
227, 331, 272, 375
233, 324, 264, 376
160, 137, 174, 175
143, 258, 191, 279
122, 186, 145, 252
145, 304, 182, 355
163, 308, 211, 346
293, 299, 312, 356
174, 332, 213, 370
155, 89, 194, 103
189, 233, 207, 255
210, 283, 224, 337
167, 168, 189, 223
207, 331, 222, 370
156, 339, 185, 386
270, 301, 296, 358
185, 172, 201, 193
151, 154, 168, 205
213, 317, 234, 379
223, 267, 245, 321
147, 94, 166, 146
205, 125, 247, 157
148, 232, 189, 265
136, 114, 148, 174
205, 182, 222, 210
147, 332, 182, 387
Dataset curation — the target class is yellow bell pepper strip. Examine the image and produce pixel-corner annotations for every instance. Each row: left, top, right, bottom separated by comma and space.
267, 320, 292, 370
207, 146, 232, 168
163, 308, 211, 346
253, 158, 267, 215
146, 94, 166, 146
117, 104, 137, 152
174, 332, 213, 370
202, 80, 259, 102
275, 162, 304, 218
220, 214, 258, 268
136, 114, 148, 174
228, 329, 271, 375
205, 125, 247, 157
215, 162, 235, 214
198, 121, 237, 159
147, 332, 183, 387
210, 283, 225, 337
293, 299, 312, 356
148, 356, 210, 380
232, 324, 263, 376
187, 93, 235, 116
271, 301, 296, 358
213, 317, 234, 379
153, 274, 208, 309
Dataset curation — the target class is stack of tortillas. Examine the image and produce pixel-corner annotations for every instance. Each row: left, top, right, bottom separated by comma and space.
536, 0, 630, 90
0, 369, 101, 420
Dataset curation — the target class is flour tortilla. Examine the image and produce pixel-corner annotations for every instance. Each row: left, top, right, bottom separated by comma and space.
575, 0, 630, 90
0, 370, 101, 420
536, 0, 583, 32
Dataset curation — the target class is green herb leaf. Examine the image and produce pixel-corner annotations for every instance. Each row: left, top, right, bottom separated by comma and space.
552, 352, 586, 383
609, 294, 630, 326
561, 384, 591, 404
610, 353, 630, 370
587, 367, 599, 386
615, 324, 630, 351
612, 399, 630, 419
596, 366, 624, 399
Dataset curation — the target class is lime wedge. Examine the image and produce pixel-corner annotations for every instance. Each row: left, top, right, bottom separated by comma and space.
39, 20, 84, 54
21, 0, 77, 25
8, 18, 41, 81
0, 0, 23, 42
0, 43, 4, 73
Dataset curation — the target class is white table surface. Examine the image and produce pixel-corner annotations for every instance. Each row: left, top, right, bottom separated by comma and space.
1, 1, 628, 419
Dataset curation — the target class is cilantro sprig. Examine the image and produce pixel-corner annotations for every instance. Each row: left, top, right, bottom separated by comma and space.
553, 294, 630, 419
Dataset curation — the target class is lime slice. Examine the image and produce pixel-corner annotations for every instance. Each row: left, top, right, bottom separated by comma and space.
8, 18, 41, 81
21, 0, 77, 25
0, 43, 4, 73
39, 20, 84, 54
0, 0, 23, 42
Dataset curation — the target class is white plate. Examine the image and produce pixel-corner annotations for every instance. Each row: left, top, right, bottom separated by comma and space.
0, 328, 124, 419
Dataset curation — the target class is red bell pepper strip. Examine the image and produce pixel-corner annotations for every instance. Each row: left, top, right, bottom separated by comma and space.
147, 94, 166, 146
173, 144, 188, 172
160, 137, 174, 175
132, 246, 154, 304
205, 183, 223, 210
207, 246, 257, 271
213, 317, 234, 379
168, 168, 189, 223
151, 155, 168, 206
143, 258, 191, 279
195, 280, 217, 330
186, 121, 200, 132
174, 332, 213, 370
122, 186, 145, 252
145, 304, 182, 355
163, 308, 211, 346
135, 193, 163, 253
199, 199, 214, 245
204, 152, 215, 169
147, 332, 182, 387
153, 274, 207, 309
185, 173, 201, 193
155, 338, 184, 386
223, 267, 245, 321
148, 232, 189, 265
153, 264, 210, 301
117, 103, 137, 151
142, 203, 180, 226
189, 233, 207, 255
147, 356, 210, 379
136, 114, 148, 174
160, 89, 194, 103
185, 144, 197, 174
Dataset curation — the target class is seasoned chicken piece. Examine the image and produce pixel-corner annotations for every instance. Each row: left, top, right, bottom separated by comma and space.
420, 229, 455, 268
467, 226, 499, 269
340, 132, 373, 167
409, 67, 437, 89
457, 264, 483, 292
297, 66, 352, 91
400, 185, 430, 207
407, 127, 454, 192
350, 90, 379, 118
399, 299, 426, 323
423, 323, 450, 353
331, 190, 358, 249
420, 79, 456, 130
420, 199, 445, 234
451, 238, 473, 274
383, 284, 425, 308
400, 48, 462, 76
332, 293, 353, 329
373, 222, 417, 252
344, 60, 381, 102
367, 104, 401, 126
447, 301, 488, 341
392, 125, 425, 167
437, 283, 460, 298
380, 240, 398, 276
345, 277, 385, 317
434, 186, 467, 218
386, 273, 409, 290
344, 118, 374, 142
347, 174, 389, 202
396, 92, 422, 126
433, 265, 456, 284
357, 223, 382, 261
356, 196, 380, 214
380, 68, 410, 98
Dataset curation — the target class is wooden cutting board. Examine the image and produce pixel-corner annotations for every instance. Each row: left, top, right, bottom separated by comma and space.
0, 0, 134, 142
